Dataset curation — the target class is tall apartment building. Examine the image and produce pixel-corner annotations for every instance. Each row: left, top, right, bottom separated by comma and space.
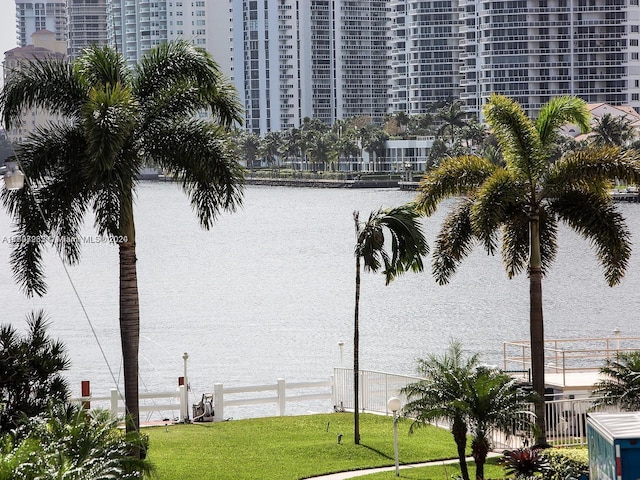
230, 0, 390, 134
67, 0, 108, 59
388, 0, 462, 115
388, 0, 640, 119
459, 0, 640, 117
106, 0, 229, 68
15, 1, 67, 47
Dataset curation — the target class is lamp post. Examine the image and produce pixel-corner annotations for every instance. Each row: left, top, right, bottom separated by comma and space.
387, 396, 402, 477
1, 162, 25, 190
338, 341, 344, 367
183, 352, 189, 422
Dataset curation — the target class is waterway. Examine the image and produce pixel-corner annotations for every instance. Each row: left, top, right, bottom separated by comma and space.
1, 183, 640, 418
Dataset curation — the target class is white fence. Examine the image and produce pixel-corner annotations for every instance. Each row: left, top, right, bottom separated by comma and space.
210, 378, 333, 421
75, 385, 188, 422
75, 378, 334, 423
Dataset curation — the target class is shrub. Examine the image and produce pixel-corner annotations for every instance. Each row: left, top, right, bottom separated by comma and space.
542, 448, 588, 480
0, 311, 70, 432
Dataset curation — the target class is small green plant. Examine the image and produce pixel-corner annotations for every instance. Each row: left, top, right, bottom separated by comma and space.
502, 447, 550, 478
543, 448, 588, 480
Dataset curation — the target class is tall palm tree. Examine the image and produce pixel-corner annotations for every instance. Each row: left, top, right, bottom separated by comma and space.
436, 100, 469, 146
0, 41, 244, 440
592, 351, 640, 411
415, 94, 640, 446
401, 341, 479, 480
352, 204, 428, 444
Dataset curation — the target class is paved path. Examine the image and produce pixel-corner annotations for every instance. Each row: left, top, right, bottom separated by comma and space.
307, 454, 500, 479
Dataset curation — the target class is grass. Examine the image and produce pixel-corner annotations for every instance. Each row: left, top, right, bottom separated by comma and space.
145, 412, 466, 479
352, 457, 506, 479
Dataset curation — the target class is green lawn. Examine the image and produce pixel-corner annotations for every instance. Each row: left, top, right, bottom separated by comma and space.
145, 412, 468, 479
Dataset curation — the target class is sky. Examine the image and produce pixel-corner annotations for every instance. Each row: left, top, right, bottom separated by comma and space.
1, 2, 18, 83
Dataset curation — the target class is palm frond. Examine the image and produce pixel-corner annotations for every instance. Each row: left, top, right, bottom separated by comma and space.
432, 198, 475, 285
536, 96, 590, 147
1, 187, 49, 297
471, 169, 523, 255
146, 120, 244, 229
81, 83, 137, 171
75, 44, 130, 88
549, 190, 631, 286
133, 40, 243, 127
482, 94, 544, 182
548, 146, 640, 193
356, 204, 428, 284
0, 57, 84, 129
415, 155, 497, 215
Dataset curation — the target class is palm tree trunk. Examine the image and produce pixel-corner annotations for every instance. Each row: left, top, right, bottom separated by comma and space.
452, 418, 470, 480
353, 213, 361, 445
119, 193, 140, 447
529, 216, 547, 447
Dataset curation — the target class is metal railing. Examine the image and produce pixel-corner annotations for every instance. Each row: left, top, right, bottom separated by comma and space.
333, 367, 615, 448
503, 336, 640, 387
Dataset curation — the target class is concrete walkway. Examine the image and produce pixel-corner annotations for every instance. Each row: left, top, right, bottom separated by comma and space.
307, 454, 500, 479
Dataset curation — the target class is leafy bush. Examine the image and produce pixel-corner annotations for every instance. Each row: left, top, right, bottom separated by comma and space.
502, 447, 550, 478
0, 311, 70, 431
0, 403, 153, 479
542, 448, 588, 480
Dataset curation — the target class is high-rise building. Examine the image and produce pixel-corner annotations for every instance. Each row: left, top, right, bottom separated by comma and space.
106, 0, 225, 67
387, 0, 640, 120
388, 0, 462, 115
67, 0, 109, 59
230, 0, 390, 134
15, 1, 67, 47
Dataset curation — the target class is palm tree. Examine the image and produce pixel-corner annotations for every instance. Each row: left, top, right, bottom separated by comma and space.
466, 367, 534, 479
590, 113, 636, 147
436, 100, 469, 146
592, 351, 640, 411
0, 311, 70, 432
260, 131, 282, 167
415, 94, 640, 446
352, 204, 428, 444
401, 341, 479, 480
0, 41, 244, 440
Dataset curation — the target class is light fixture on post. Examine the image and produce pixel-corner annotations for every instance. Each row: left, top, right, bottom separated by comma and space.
183, 352, 190, 422
0, 162, 25, 190
387, 396, 402, 477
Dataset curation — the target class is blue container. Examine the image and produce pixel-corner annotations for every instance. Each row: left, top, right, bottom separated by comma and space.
587, 412, 640, 480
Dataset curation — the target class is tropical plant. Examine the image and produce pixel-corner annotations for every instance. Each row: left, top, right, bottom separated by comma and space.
401, 341, 479, 480
0, 402, 153, 479
467, 367, 535, 479
0, 40, 244, 441
436, 100, 469, 145
0, 311, 70, 432
502, 447, 550, 479
352, 204, 428, 444
414, 93, 640, 446
359, 124, 389, 172
591, 351, 640, 411
402, 342, 534, 480
260, 130, 282, 167
590, 113, 636, 147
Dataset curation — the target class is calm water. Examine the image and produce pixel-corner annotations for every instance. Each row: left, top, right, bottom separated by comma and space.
2, 183, 640, 417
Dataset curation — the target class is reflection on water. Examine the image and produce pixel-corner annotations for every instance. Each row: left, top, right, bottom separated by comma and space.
1, 183, 639, 417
